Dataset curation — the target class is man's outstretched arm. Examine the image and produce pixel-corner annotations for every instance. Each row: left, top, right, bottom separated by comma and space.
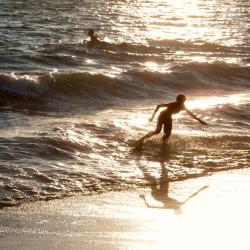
185, 108, 207, 125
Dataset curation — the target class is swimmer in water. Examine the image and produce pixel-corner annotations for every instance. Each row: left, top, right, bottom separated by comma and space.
137, 94, 207, 144
87, 28, 100, 44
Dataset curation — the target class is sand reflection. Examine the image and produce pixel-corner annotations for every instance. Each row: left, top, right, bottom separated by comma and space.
135, 144, 208, 214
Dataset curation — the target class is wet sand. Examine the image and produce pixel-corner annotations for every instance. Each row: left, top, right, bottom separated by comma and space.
1, 169, 250, 250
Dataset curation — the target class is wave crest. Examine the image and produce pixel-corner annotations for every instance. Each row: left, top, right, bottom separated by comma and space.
0, 62, 249, 110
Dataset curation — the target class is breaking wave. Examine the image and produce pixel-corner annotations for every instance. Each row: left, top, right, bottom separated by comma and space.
0, 62, 249, 111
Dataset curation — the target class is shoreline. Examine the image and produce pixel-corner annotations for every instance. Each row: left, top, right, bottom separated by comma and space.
1, 168, 250, 250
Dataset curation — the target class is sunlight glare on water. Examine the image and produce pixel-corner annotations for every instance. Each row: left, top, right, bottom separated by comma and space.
130, 0, 232, 45
186, 93, 248, 110
0, 0, 249, 208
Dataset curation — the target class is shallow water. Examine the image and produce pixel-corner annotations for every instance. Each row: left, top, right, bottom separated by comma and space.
0, 0, 249, 207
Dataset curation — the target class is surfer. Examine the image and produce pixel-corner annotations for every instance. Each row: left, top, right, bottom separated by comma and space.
88, 28, 100, 43
137, 94, 207, 145
84, 28, 100, 46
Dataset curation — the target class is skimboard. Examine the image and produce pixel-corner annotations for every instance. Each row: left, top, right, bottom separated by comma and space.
125, 139, 143, 148
126, 135, 168, 148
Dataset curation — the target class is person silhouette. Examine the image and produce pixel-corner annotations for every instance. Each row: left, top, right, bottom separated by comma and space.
84, 28, 100, 46
88, 28, 99, 43
137, 94, 207, 145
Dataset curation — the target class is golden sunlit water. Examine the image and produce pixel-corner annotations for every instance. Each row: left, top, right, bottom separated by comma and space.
0, 0, 249, 216
0, 1, 250, 250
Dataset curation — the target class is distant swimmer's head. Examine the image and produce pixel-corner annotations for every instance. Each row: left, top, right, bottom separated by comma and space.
88, 28, 95, 36
176, 94, 186, 104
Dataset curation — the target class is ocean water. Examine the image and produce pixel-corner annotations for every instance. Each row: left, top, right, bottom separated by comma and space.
0, 0, 249, 207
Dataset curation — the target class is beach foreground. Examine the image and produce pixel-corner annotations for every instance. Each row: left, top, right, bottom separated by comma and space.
1, 169, 250, 250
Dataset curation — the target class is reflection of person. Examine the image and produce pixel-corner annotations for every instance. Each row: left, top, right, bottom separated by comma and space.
140, 162, 183, 214
134, 144, 208, 214
138, 94, 207, 145
139, 162, 208, 214
140, 186, 208, 214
